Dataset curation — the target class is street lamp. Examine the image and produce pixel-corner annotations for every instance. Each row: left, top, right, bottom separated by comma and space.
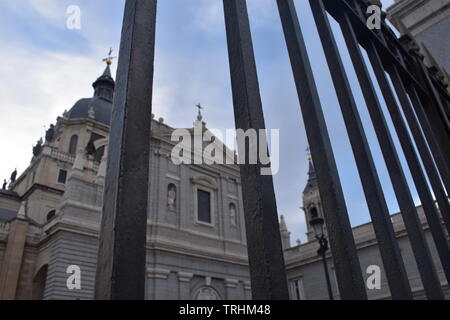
310, 217, 334, 300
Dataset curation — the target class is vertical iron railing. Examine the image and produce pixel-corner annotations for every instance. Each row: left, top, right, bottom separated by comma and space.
96, 0, 450, 300
222, 0, 289, 300
95, 0, 157, 300
277, 0, 450, 299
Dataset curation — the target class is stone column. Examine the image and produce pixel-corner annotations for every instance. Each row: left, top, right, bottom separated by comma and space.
178, 272, 194, 300
243, 281, 252, 300
0, 217, 29, 299
224, 278, 239, 300
147, 268, 171, 300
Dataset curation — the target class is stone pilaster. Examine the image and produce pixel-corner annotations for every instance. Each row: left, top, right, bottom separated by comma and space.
178, 272, 194, 300
244, 281, 252, 300
224, 278, 239, 300
147, 268, 171, 300
0, 218, 29, 299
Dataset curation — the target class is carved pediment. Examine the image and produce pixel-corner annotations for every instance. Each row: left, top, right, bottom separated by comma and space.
191, 175, 217, 190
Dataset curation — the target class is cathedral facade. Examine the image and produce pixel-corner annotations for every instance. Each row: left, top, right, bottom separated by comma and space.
0, 64, 251, 300
1, 52, 449, 300
1, 61, 449, 300
387, 0, 450, 87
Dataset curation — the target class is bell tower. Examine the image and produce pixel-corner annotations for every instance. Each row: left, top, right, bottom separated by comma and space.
302, 159, 326, 242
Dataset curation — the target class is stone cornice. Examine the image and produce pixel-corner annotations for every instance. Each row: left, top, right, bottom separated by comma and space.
21, 183, 64, 200
177, 272, 194, 282
147, 268, 171, 279
224, 278, 239, 288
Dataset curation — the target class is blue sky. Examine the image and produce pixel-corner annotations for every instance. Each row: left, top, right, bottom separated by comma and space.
0, 0, 422, 244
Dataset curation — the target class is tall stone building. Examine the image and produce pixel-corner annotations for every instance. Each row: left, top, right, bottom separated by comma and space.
280, 1, 450, 300
284, 162, 450, 300
0, 63, 251, 300
301, 161, 326, 243
1, 59, 449, 300
387, 0, 450, 83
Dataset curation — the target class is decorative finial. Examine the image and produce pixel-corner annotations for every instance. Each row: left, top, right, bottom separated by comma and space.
306, 147, 312, 161
102, 47, 116, 66
196, 103, 204, 121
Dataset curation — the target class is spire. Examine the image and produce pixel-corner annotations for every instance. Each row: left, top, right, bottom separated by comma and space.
196, 103, 204, 121
93, 49, 116, 101
307, 160, 316, 179
102, 64, 112, 77
279, 215, 288, 231
303, 158, 318, 194
279, 215, 291, 249
193, 103, 207, 129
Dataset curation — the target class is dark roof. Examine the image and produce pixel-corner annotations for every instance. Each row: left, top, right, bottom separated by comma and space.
0, 189, 19, 198
0, 208, 17, 222
101, 64, 112, 77
67, 64, 115, 126
68, 97, 112, 126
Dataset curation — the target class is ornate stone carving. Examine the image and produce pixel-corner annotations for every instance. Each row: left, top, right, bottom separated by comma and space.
45, 124, 55, 143
195, 286, 220, 300
167, 184, 177, 210
33, 138, 44, 157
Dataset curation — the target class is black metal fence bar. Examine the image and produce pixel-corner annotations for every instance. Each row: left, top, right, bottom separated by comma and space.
95, 0, 450, 301
309, 0, 412, 300
418, 63, 450, 160
277, 0, 367, 300
397, 40, 450, 179
388, 65, 450, 235
368, 39, 450, 286
326, 2, 444, 298
424, 71, 450, 133
348, 0, 450, 159
383, 64, 450, 287
340, 0, 450, 162
394, 36, 450, 194
95, 0, 157, 300
323, 0, 428, 98
407, 85, 450, 196
364, 40, 445, 299
222, 0, 289, 300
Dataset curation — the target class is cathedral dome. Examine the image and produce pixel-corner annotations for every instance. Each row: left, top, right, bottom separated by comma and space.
68, 97, 112, 126
67, 64, 115, 126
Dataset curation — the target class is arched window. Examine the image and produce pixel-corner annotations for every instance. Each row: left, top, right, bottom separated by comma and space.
32, 265, 48, 300
46, 210, 56, 222
310, 207, 318, 219
68, 135, 78, 155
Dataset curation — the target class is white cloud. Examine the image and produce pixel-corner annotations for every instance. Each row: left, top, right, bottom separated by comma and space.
2, 0, 67, 27
189, 0, 224, 35
0, 0, 309, 243
188, 0, 278, 34
0, 45, 106, 182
